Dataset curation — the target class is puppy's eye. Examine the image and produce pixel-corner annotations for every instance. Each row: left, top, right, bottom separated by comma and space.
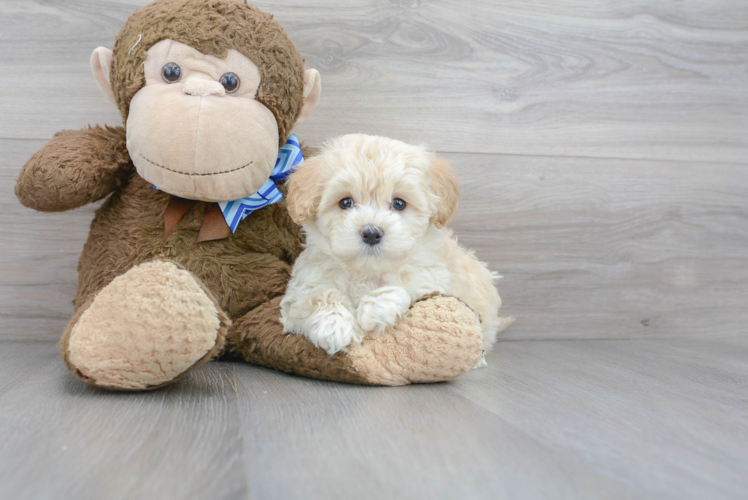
219, 72, 240, 93
339, 197, 354, 210
162, 62, 182, 83
391, 198, 407, 211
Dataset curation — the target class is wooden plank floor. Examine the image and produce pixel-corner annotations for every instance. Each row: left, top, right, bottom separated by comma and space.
0, 1, 746, 499
0, 340, 745, 500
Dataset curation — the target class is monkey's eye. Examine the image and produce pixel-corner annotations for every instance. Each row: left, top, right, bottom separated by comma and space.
219, 72, 240, 93
339, 197, 354, 210
161, 62, 182, 83
391, 198, 407, 211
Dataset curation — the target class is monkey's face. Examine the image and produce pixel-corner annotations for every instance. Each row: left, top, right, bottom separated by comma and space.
126, 40, 281, 202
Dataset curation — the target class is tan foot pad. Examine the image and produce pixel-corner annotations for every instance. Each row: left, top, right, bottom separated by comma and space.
66, 260, 229, 390
348, 295, 484, 386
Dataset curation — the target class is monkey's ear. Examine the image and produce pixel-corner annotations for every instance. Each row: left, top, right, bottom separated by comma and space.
295, 69, 321, 124
90, 47, 116, 104
428, 156, 460, 229
286, 156, 322, 223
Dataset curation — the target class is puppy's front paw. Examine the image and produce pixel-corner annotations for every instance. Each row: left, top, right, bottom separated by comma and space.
357, 286, 413, 335
306, 306, 361, 355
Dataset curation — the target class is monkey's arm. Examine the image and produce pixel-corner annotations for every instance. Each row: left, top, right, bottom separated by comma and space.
16, 126, 132, 212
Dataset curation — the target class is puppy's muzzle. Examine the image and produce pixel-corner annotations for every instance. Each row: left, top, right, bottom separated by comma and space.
361, 225, 384, 246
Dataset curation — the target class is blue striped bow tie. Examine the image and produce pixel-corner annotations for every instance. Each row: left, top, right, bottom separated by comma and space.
218, 134, 304, 233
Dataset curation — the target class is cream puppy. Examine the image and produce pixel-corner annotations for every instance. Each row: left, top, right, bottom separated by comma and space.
280, 134, 510, 362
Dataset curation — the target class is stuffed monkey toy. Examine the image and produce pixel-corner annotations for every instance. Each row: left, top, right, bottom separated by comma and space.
15, 0, 484, 390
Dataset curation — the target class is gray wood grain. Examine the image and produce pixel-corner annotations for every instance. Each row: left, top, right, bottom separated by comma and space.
0, 339, 744, 500
449, 152, 748, 341
450, 337, 748, 500
4, 137, 746, 341
0, 341, 248, 500
235, 361, 635, 500
0, 0, 746, 161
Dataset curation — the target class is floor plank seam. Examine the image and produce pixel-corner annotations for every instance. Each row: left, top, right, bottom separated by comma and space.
432, 149, 748, 166
4, 137, 747, 168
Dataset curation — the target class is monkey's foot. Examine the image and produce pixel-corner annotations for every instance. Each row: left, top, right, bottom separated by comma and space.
60, 260, 230, 391
347, 294, 484, 385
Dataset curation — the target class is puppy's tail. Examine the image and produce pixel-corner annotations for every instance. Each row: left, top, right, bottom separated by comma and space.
496, 316, 515, 334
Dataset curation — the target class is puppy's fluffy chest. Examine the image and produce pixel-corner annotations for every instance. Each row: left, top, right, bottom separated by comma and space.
303, 226, 455, 307
343, 266, 448, 307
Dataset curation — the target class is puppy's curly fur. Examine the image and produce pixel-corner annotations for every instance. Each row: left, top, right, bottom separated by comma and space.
280, 134, 511, 358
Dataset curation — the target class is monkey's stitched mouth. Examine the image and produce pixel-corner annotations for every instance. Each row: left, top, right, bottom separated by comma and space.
140, 154, 253, 176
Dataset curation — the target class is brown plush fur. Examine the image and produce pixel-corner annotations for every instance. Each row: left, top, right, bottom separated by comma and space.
15, 0, 485, 390
66, 128, 303, 318
227, 296, 371, 384
15, 126, 132, 212
111, 0, 305, 146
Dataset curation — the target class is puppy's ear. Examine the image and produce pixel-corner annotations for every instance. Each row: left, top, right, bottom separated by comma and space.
428, 156, 460, 228
286, 156, 323, 223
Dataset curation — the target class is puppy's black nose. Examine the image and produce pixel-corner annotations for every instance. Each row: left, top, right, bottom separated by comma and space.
361, 225, 384, 246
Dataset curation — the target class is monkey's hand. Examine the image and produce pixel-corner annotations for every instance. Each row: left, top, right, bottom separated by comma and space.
15, 125, 132, 212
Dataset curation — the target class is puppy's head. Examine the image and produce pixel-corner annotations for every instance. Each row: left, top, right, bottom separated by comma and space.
286, 134, 459, 270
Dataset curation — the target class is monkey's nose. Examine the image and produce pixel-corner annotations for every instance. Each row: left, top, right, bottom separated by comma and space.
361, 225, 384, 246
183, 78, 226, 97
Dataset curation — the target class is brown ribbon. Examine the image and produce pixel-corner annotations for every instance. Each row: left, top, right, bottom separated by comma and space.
163, 196, 231, 243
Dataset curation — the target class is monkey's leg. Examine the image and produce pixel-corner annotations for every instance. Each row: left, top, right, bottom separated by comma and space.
59, 260, 230, 391
227, 294, 484, 386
